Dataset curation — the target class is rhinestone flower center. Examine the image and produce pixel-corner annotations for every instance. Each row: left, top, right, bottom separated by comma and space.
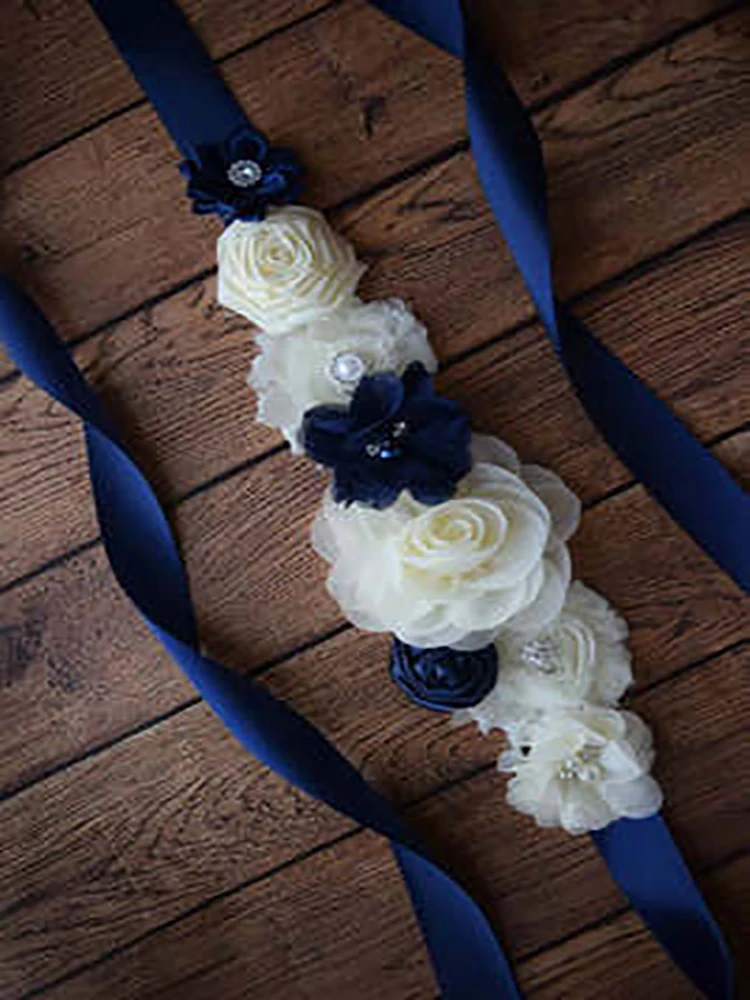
520, 636, 561, 675
557, 745, 604, 782
365, 420, 408, 460
330, 352, 366, 385
227, 159, 263, 188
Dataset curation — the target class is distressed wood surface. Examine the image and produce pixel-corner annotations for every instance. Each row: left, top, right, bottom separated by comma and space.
0, 0, 732, 171
3, 212, 748, 585
0, 5, 746, 384
0, 1, 748, 998
2, 646, 746, 997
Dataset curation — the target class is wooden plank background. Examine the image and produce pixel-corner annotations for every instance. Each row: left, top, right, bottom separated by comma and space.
0, 1, 748, 997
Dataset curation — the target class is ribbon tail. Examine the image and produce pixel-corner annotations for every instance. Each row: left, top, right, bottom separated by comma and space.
373, 0, 750, 594
558, 308, 750, 589
366, 2, 739, 996
0, 272, 522, 1000
593, 816, 734, 1000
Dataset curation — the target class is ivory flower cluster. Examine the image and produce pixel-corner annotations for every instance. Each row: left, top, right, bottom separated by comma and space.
455, 581, 662, 834
218, 206, 436, 445
216, 202, 662, 835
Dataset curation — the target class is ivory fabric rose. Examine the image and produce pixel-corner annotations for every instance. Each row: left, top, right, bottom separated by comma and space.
455, 581, 633, 735
249, 298, 437, 450
217, 206, 366, 333
499, 706, 662, 834
311, 435, 579, 650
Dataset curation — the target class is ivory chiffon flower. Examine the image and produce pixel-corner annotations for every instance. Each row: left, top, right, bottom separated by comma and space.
249, 298, 436, 450
217, 206, 365, 333
311, 435, 580, 649
500, 707, 662, 834
456, 582, 633, 735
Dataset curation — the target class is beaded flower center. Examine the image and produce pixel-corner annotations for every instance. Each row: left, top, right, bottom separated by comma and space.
365, 419, 408, 459
520, 637, 562, 675
227, 158, 263, 187
557, 745, 605, 782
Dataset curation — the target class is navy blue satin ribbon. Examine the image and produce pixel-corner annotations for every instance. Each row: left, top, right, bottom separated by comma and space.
592, 818, 733, 999
89, 0, 248, 156
0, 273, 523, 998
372, 0, 750, 597
16, 0, 733, 995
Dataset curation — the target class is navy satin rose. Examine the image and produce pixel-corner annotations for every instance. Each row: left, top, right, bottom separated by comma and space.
302, 362, 471, 509
180, 128, 303, 223
390, 638, 499, 711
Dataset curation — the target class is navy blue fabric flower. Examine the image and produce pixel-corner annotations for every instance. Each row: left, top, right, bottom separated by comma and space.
390, 639, 499, 711
302, 362, 471, 509
180, 128, 303, 223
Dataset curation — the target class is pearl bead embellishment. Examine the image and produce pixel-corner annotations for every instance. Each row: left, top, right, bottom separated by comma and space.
227, 159, 263, 188
557, 745, 604, 782
330, 352, 367, 385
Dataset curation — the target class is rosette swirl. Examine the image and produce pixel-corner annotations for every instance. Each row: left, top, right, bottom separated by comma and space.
390, 639, 499, 711
217, 206, 366, 333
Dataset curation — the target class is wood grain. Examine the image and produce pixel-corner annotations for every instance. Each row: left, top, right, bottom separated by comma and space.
0, 0, 730, 171
518, 854, 750, 998
3, 645, 745, 997
0, 6, 746, 387
2, 150, 748, 587
1, 4, 748, 997
0, 0, 465, 357
0, 0, 334, 172
0, 424, 747, 813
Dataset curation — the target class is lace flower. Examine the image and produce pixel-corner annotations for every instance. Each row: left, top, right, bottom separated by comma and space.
500, 707, 662, 834
303, 362, 471, 509
180, 128, 303, 223
249, 299, 436, 451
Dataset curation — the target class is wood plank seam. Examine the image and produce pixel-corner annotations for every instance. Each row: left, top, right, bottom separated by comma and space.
3, 0, 737, 183
0, 425, 743, 806
1, 204, 745, 598
1, 575, 744, 993
0, 622, 352, 804
11, 641, 746, 1000
1, 0, 346, 177
1, 8, 747, 997
0, 1, 742, 382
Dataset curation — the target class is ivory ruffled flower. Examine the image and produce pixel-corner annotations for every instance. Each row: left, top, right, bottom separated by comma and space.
311, 435, 579, 649
249, 299, 437, 450
217, 206, 366, 333
456, 582, 632, 735
500, 707, 662, 834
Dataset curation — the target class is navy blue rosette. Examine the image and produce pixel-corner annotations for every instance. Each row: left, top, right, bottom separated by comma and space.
302, 361, 471, 509
390, 638, 499, 711
180, 128, 303, 223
